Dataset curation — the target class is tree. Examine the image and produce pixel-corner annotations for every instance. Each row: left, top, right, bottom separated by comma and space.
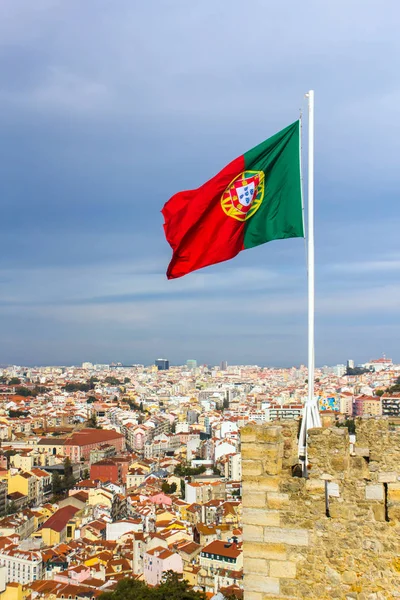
346, 367, 369, 376
87, 413, 101, 429
174, 464, 206, 477
161, 482, 170, 494
63, 457, 75, 490
375, 389, 384, 397
64, 382, 90, 392
9, 377, 21, 385
124, 377, 131, 384
161, 482, 178, 495
8, 410, 28, 418
87, 396, 97, 403
83, 469, 90, 480
52, 471, 63, 496
99, 571, 205, 600
15, 387, 34, 397
139, 402, 144, 412
180, 479, 185, 499
104, 376, 121, 386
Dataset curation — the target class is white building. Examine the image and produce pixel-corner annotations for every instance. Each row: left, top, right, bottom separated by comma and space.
0, 548, 44, 584
226, 453, 241, 481
333, 364, 347, 377
106, 519, 142, 540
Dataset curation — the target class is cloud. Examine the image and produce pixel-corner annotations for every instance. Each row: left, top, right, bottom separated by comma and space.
330, 259, 400, 274
0, 0, 400, 365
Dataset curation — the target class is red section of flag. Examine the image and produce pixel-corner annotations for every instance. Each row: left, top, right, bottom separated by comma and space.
162, 155, 245, 279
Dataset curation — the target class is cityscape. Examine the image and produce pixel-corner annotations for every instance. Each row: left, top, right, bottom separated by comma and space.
0, 357, 397, 598
2, 0, 400, 598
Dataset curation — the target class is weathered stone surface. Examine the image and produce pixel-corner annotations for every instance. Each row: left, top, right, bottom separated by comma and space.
365, 483, 384, 500
269, 560, 296, 578
243, 541, 287, 560
246, 575, 280, 594
372, 504, 386, 522
244, 475, 280, 492
243, 592, 262, 600
242, 419, 400, 600
378, 471, 397, 483
243, 523, 263, 542
242, 508, 280, 527
243, 557, 268, 574
242, 460, 263, 476
305, 479, 325, 492
263, 527, 309, 546
242, 490, 267, 508
266, 492, 290, 509
388, 482, 400, 502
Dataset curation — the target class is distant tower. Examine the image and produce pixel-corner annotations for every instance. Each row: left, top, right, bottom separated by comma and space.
347, 359, 355, 370
155, 358, 169, 371
220, 361, 228, 371
186, 359, 197, 370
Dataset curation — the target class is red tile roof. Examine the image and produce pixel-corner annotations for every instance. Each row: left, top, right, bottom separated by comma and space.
42, 506, 79, 533
201, 540, 241, 559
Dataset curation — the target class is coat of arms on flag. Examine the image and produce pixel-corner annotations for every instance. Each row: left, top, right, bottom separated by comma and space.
220, 170, 265, 221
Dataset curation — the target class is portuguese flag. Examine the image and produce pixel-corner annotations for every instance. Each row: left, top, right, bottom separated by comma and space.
162, 120, 303, 279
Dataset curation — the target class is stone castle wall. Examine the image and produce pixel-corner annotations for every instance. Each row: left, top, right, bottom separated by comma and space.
242, 419, 400, 599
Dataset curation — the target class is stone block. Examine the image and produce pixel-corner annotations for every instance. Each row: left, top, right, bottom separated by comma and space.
388, 505, 400, 521
256, 426, 282, 442
327, 481, 340, 497
330, 456, 349, 471
329, 502, 352, 519
372, 504, 386, 522
241, 426, 258, 443
243, 508, 280, 527
242, 460, 263, 476
305, 479, 325, 492
244, 557, 268, 574
342, 570, 357, 584
354, 446, 370, 457
243, 541, 287, 560
242, 491, 267, 508
269, 560, 296, 578
242, 592, 262, 600
350, 456, 370, 478
243, 523, 264, 542
242, 445, 267, 461
263, 458, 283, 476
365, 484, 384, 500
320, 473, 334, 480
246, 575, 280, 594
267, 492, 290, 509
388, 483, 400, 503
263, 527, 309, 546
379, 472, 397, 483
244, 475, 280, 492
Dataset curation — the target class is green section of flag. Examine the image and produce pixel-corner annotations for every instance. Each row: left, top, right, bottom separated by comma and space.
243, 120, 303, 249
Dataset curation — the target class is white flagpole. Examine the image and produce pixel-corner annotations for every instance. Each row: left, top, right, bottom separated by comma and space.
298, 89, 321, 470
307, 89, 315, 417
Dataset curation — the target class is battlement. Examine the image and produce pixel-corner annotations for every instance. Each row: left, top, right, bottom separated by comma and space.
242, 418, 400, 599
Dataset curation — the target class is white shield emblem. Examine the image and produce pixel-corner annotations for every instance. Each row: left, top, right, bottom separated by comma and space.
235, 182, 256, 207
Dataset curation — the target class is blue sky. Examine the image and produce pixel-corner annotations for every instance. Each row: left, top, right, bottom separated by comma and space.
1, 0, 400, 367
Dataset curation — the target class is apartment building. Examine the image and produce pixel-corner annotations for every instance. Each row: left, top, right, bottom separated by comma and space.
0, 547, 44, 584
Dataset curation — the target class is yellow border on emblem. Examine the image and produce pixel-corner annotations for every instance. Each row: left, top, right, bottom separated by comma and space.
221, 170, 265, 222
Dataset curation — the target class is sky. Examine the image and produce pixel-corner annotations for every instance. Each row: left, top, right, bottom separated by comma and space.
1, 0, 400, 368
